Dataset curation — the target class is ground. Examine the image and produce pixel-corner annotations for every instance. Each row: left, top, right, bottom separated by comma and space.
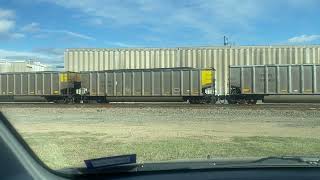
1, 103, 320, 170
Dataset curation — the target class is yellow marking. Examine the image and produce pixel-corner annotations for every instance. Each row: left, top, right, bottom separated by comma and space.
304, 89, 312, 92
65, 74, 68, 81
242, 88, 251, 93
281, 89, 287, 92
53, 90, 59, 94
59, 72, 80, 82
60, 73, 65, 82
201, 70, 214, 87
60, 73, 70, 82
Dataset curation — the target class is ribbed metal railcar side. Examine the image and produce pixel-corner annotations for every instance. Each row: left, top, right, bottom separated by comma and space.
230, 64, 320, 95
79, 68, 213, 101
0, 72, 63, 96
0, 72, 59, 96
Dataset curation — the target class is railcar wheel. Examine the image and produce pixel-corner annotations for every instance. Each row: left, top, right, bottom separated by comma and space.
227, 99, 237, 104
63, 96, 75, 104
206, 98, 216, 104
63, 97, 69, 104
248, 99, 257, 104
238, 99, 247, 104
189, 97, 201, 104
96, 97, 108, 103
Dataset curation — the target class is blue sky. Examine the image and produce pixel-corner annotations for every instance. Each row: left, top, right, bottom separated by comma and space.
0, 0, 319, 66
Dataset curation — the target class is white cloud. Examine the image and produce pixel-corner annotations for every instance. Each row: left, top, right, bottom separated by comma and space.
89, 18, 103, 25
62, 30, 95, 40
21, 22, 40, 32
11, 33, 25, 39
33, 33, 48, 38
2, 12, 93, 41
0, 19, 15, 33
24, 0, 320, 45
39, 0, 267, 41
0, 8, 16, 34
105, 41, 140, 47
0, 48, 64, 65
0, 8, 15, 19
20, 22, 95, 40
0, 8, 25, 40
0, 49, 52, 59
43, 29, 95, 40
32, 48, 64, 56
288, 35, 320, 43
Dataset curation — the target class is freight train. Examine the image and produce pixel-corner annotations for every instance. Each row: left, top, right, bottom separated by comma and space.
0, 64, 319, 104
0, 68, 216, 104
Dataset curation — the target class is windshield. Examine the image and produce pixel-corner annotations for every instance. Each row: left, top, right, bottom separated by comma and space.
1, 0, 320, 172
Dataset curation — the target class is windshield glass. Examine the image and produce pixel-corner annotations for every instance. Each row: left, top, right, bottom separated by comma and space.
1, 0, 320, 172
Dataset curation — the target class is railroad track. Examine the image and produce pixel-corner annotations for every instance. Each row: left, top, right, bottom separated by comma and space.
0, 102, 320, 111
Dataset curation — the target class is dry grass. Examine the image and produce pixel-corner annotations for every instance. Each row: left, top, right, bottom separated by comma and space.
1, 105, 320, 169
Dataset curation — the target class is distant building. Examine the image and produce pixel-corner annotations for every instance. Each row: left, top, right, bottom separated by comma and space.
0, 60, 49, 73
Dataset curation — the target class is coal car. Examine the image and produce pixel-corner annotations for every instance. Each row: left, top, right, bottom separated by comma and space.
78, 68, 216, 104
0, 72, 79, 103
228, 64, 320, 104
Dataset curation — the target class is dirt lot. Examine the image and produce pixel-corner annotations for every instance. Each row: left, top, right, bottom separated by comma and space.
1, 103, 320, 169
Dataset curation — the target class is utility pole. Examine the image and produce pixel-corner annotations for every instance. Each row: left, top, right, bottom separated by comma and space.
223, 36, 229, 46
